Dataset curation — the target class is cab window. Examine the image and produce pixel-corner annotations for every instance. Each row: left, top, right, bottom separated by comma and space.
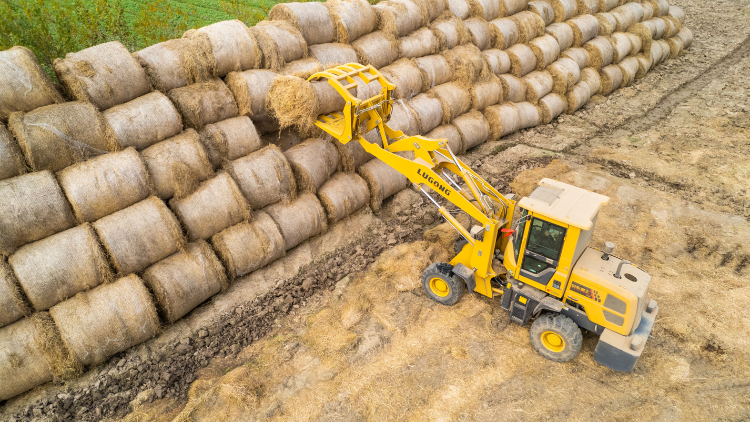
520, 218, 566, 274
512, 209, 528, 260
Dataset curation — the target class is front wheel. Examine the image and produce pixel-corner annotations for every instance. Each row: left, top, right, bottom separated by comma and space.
421, 262, 464, 306
529, 313, 583, 363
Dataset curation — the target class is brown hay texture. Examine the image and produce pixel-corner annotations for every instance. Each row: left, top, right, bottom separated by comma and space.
544, 22, 574, 51
261, 127, 305, 151
503, 0, 530, 18
265, 191, 328, 250
270, 2, 336, 45
10, 223, 113, 312
317, 172, 370, 223
102, 91, 183, 151
430, 11, 470, 50
447, 0, 471, 19
58, 147, 153, 223
284, 138, 341, 193
599, 63, 624, 94
340, 123, 384, 170
598, 0, 618, 12
539, 92, 567, 123
225, 69, 280, 134
523, 70, 555, 104
0, 122, 27, 181
470, 77, 503, 110
610, 3, 644, 31
469, 0, 501, 21
499, 74, 527, 102
200, 116, 264, 169
53, 41, 151, 111
8, 101, 118, 172
561, 47, 591, 69
547, 57, 581, 94
489, 17, 519, 50
183, 20, 262, 77
353, 31, 400, 69
584, 35, 614, 70
482, 49, 511, 75
566, 14, 600, 47
142, 241, 227, 323
408, 93, 445, 133
530, 34, 561, 70
595, 12, 617, 36
641, 2, 654, 20
421, 0, 448, 22
580, 67, 601, 94
0, 47, 64, 121
463, 18, 493, 51
280, 58, 324, 80
511, 11, 546, 44
133, 38, 215, 93
211, 211, 285, 280
483, 102, 520, 140
380, 59, 423, 100
648, 0, 669, 17
618, 56, 639, 86
426, 124, 465, 153
609, 32, 631, 63
400, 27, 441, 59
49, 274, 160, 367
429, 81, 472, 123
442, 44, 488, 85
357, 158, 410, 212
168, 78, 240, 131
414, 54, 453, 91
374, 0, 427, 39
577, 0, 599, 15
452, 110, 489, 150
93, 196, 186, 275
0, 317, 54, 400
565, 80, 591, 113
528, 1, 555, 26
169, 171, 252, 241
625, 32, 642, 57
309, 43, 359, 69
544, 0, 577, 22
0, 171, 76, 257
516, 101, 542, 129
265, 75, 318, 133
0, 260, 31, 328
252, 20, 309, 71
326, 0, 378, 44
225, 144, 297, 210
141, 129, 214, 200
388, 99, 421, 137
507, 43, 537, 77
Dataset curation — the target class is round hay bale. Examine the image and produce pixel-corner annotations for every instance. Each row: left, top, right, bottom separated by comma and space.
380, 59, 423, 100
281, 58, 323, 79
627, 23, 654, 58
469, 0, 501, 21
10, 224, 112, 312
523, 70, 555, 104
609, 32, 632, 63
618, 56, 639, 86
374, 0, 426, 38
414, 55, 453, 91
647, 0, 669, 17
544, 0, 577, 23
0, 260, 30, 328
327, 0, 378, 44
576, 0, 600, 15
566, 14, 600, 47
463, 18, 493, 51
265, 192, 327, 250
250, 21, 308, 71
667, 6, 685, 24
184, 20, 261, 77
133, 38, 215, 93
561, 47, 591, 69
566, 80, 591, 113
169, 78, 239, 131
610, 4, 642, 32
211, 211, 285, 279
0, 171, 75, 257
270, 2, 336, 45
284, 138, 341, 193
335, 125, 382, 172
426, 124, 465, 154
530, 35, 561, 71
641, 2, 654, 20
8, 102, 117, 173
489, 18, 519, 50
141, 130, 214, 200
598, 0, 618, 12
0, 122, 27, 181
547, 57, 581, 94
400, 27, 441, 59
599, 64, 623, 94
57, 147, 152, 223
54, 41, 151, 111
539, 93, 567, 123
580, 67, 601, 94
225, 69, 280, 127
226, 145, 296, 209
499, 74, 527, 102
584, 36, 614, 69
660, 17, 680, 39
353, 31, 400, 69
644, 17, 667, 40
470, 77, 503, 110
429, 82, 472, 123
142, 241, 227, 323
0, 47, 63, 121
200, 116, 263, 168
482, 49, 511, 75
409, 93, 445, 133
94, 196, 185, 275
357, 158, 410, 212
447, 0, 472, 19
483, 103, 520, 140
595, 12, 617, 36
635, 54, 652, 79
103, 92, 182, 152
528, 1, 555, 26
511, 11, 546, 43
503, 0, 530, 16
265, 75, 318, 134
544, 23, 574, 52
261, 127, 305, 151
421, 0, 448, 21
169, 171, 251, 241
625, 32, 643, 56
675, 27, 693, 49
516, 101, 542, 129
431, 11, 470, 50
452, 110, 489, 150
309, 43, 359, 69
388, 99, 421, 137
318, 172, 370, 223
654, 39, 671, 65
507, 44, 537, 77
49, 274, 160, 367
0, 316, 56, 400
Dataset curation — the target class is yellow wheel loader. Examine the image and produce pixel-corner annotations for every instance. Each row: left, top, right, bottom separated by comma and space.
309, 64, 658, 371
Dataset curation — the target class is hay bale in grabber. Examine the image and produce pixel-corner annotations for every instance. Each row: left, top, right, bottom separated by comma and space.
318, 172, 370, 223
284, 138, 341, 193
211, 211, 286, 280
226, 144, 297, 210
265, 192, 328, 250
0, 46, 63, 121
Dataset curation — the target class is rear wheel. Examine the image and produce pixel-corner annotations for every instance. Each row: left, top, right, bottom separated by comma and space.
529, 313, 582, 363
421, 262, 464, 306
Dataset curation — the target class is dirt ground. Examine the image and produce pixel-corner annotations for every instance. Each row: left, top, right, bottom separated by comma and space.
3, 0, 750, 420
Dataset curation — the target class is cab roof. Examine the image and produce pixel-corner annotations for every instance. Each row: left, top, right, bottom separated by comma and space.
517, 178, 609, 230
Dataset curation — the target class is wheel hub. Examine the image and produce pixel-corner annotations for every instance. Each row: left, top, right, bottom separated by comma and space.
430, 277, 450, 297
541, 331, 565, 353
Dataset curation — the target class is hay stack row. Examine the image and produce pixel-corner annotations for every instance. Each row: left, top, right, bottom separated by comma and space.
0, 0, 692, 402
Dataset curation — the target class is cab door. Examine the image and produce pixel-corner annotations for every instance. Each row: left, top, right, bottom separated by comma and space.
516, 216, 567, 290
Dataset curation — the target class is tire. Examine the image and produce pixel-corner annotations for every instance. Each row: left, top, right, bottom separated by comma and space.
454, 238, 468, 255
529, 313, 583, 363
421, 262, 464, 306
